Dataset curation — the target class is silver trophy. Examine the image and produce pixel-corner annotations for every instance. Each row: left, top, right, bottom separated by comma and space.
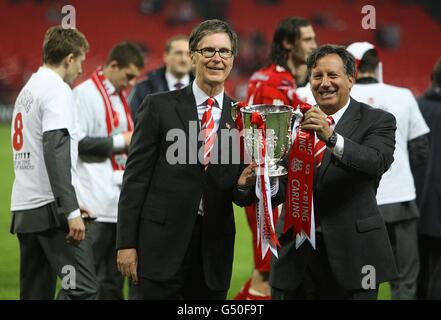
239, 104, 298, 177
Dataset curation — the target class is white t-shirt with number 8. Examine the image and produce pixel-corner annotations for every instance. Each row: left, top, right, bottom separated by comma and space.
10, 66, 79, 212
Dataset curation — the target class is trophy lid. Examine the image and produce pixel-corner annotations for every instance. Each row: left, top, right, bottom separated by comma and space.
241, 104, 293, 115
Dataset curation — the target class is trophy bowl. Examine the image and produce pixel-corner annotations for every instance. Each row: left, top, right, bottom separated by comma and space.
241, 104, 296, 177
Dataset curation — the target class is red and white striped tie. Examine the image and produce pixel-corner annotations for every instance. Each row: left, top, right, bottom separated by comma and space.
315, 116, 334, 168
201, 97, 216, 170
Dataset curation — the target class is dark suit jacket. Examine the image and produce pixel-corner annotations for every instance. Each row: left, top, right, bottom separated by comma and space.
270, 98, 398, 291
128, 66, 195, 116
416, 87, 441, 237
117, 84, 253, 291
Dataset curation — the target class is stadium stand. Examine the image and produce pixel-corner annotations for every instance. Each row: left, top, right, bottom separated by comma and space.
0, 0, 440, 106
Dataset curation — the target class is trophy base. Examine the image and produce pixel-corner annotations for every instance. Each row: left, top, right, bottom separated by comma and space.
268, 165, 288, 177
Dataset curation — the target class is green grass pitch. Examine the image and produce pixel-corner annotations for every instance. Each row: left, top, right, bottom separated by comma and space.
0, 124, 389, 299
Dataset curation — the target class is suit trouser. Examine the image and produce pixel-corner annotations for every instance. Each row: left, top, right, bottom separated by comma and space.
271, 233, 378, 300
88, 222, 124, 300
17, 227, 97, 300
384, 217, 419, 300
130, 215, 227, 300
417, 234, 441, 299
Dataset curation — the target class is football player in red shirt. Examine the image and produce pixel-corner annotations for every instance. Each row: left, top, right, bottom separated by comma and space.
235, 16, 317, 300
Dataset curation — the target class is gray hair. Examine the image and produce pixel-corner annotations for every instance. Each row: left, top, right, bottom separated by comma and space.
189, 19, 238, 56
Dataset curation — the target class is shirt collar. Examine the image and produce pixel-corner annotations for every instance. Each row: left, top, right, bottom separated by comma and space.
322, 97, 350, 126
356, 77, 378, 84
192, 81, 224, 109
165, 70, 190, 90
275, 64, 287, 72
39, 66, 64, 83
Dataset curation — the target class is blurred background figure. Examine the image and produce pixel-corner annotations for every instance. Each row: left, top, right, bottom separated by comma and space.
128, 35, 193, 116
139, 0, 164, 15
74, 42, 144, 299
375, 24, 401, 49
1, 0, 441, 300
348, 41, 430, 300
235, 16, 317, 301
415, 57, 441, 300
166, 0, 196, 27
10, 26, 97, 300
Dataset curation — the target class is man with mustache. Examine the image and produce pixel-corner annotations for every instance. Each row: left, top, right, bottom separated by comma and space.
270, 45, 398, 300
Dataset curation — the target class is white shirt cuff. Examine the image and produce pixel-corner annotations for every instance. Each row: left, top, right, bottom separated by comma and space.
67, 208, 81, 220
113, 134, 125, 151
330, 133, 344, 159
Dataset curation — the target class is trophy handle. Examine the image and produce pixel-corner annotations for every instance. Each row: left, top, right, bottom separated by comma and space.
288, 106, 302, 145
250, 124, 258, 163
231, 102, 240, 121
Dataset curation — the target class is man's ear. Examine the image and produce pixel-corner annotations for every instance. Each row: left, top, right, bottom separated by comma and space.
228, 56, 234, 71
190, 52, 196, 68
163, 52, 168, 65
347, 74, 355, 89
64, 53, 75, 66
282, 39, 293, 50
108, 60, 119, 70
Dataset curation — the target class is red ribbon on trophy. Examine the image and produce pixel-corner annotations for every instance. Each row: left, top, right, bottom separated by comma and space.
250, 112, 281, 259
232, 101, 248, 163
284, 103, 316, 248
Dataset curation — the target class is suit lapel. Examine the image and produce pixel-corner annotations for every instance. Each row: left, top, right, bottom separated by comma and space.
207, 94, 235, 172
175, 86, 236, 171
317, 98, 361, 180
218, 94, 234, 133
160, 68, 170, 91
175, 85, 201, 156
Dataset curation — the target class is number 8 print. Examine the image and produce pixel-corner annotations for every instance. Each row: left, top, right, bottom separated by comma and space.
13, 112, 24, 151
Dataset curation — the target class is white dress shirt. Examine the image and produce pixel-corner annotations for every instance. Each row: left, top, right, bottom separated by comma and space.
192, 81, 224, 131
322, 97, 350, 159
165, 70, 190, 91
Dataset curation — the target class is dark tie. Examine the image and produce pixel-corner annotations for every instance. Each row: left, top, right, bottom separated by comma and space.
174, 82, 184, 90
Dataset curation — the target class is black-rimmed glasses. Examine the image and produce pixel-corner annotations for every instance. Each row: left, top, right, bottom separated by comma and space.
195, 47, 234, 59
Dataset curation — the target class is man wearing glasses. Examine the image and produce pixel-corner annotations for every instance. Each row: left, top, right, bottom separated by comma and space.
73, 42, 144, 299
116, 19, 258, 299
